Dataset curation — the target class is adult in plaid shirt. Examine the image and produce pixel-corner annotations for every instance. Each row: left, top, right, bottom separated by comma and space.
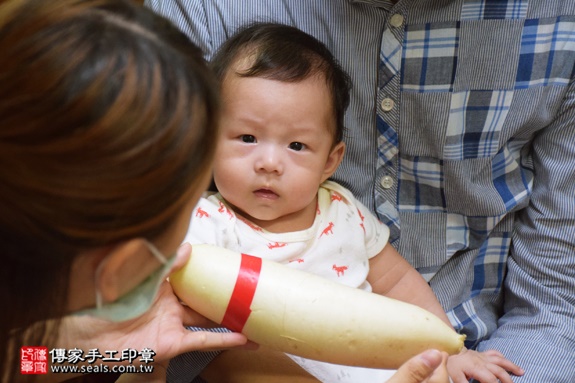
146, 1, 575, 382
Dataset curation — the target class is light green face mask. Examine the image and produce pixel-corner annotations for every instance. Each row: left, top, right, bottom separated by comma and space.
75, 241, 176, 322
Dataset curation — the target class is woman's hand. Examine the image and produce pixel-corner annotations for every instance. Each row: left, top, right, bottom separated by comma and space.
386, 350, 450, 383
53, 244, 251, 383
55, 281, 248, 381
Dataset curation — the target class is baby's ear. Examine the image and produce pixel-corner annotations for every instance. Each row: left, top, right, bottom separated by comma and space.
321, 141, 345, 182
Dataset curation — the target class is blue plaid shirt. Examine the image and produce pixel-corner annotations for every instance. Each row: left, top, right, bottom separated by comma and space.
147, 1, 575, 382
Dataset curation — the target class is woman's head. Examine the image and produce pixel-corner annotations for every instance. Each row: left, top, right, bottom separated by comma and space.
0, 0, 218, 253
0, 0, 218, 376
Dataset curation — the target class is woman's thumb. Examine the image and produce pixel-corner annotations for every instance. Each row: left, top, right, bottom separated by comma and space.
386, 349, 446, 383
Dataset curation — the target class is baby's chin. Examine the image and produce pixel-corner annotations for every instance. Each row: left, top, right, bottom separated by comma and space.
235, 208, 280, 229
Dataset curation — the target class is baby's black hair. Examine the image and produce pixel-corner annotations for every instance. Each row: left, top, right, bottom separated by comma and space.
211, 22, 352, 143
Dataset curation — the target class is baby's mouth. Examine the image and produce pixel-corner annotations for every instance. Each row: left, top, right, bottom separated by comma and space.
254, 188, 279, 199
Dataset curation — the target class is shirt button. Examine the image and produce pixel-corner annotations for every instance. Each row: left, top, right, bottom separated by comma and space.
380, 175, 394, 189
381, 97, 395, 112
389, 14, 404, 28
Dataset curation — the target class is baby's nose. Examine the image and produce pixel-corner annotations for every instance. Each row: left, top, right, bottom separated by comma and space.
255, 145, 284, 175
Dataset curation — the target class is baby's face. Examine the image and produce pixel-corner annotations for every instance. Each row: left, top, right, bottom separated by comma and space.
213, 71, 343, 232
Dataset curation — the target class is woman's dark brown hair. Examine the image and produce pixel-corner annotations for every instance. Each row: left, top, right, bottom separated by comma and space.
0, 0, 219, 380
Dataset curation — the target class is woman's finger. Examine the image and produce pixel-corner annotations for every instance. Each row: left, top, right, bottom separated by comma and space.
179, 329, 250, 353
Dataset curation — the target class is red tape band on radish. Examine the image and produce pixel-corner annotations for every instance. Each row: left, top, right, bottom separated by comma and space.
221, 253, 262, 332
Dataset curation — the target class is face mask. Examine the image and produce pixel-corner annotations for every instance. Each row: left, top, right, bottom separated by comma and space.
75, 241, 176, 322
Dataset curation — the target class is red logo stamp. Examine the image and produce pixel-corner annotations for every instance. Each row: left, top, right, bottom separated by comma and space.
21, 346, 48, 375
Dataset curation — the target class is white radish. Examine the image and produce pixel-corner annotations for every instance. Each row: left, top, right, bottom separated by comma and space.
170, 244, 465, 369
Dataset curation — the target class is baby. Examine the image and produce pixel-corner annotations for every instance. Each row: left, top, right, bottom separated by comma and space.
184, 22, 521, 383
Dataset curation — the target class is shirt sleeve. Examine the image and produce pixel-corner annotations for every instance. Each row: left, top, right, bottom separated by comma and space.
356, 198, 390, 260
183, 195, 236, 247
477, 82, 575, 382
328, 181, 390, 260
183, 198, 215, 245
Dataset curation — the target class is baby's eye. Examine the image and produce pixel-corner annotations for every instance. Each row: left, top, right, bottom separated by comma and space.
241, 135, 256, 143
289, 142, 306, 151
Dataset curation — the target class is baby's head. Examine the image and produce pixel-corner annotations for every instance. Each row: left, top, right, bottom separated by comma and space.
208, 23, 352, 232
211, 22, 351, 145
